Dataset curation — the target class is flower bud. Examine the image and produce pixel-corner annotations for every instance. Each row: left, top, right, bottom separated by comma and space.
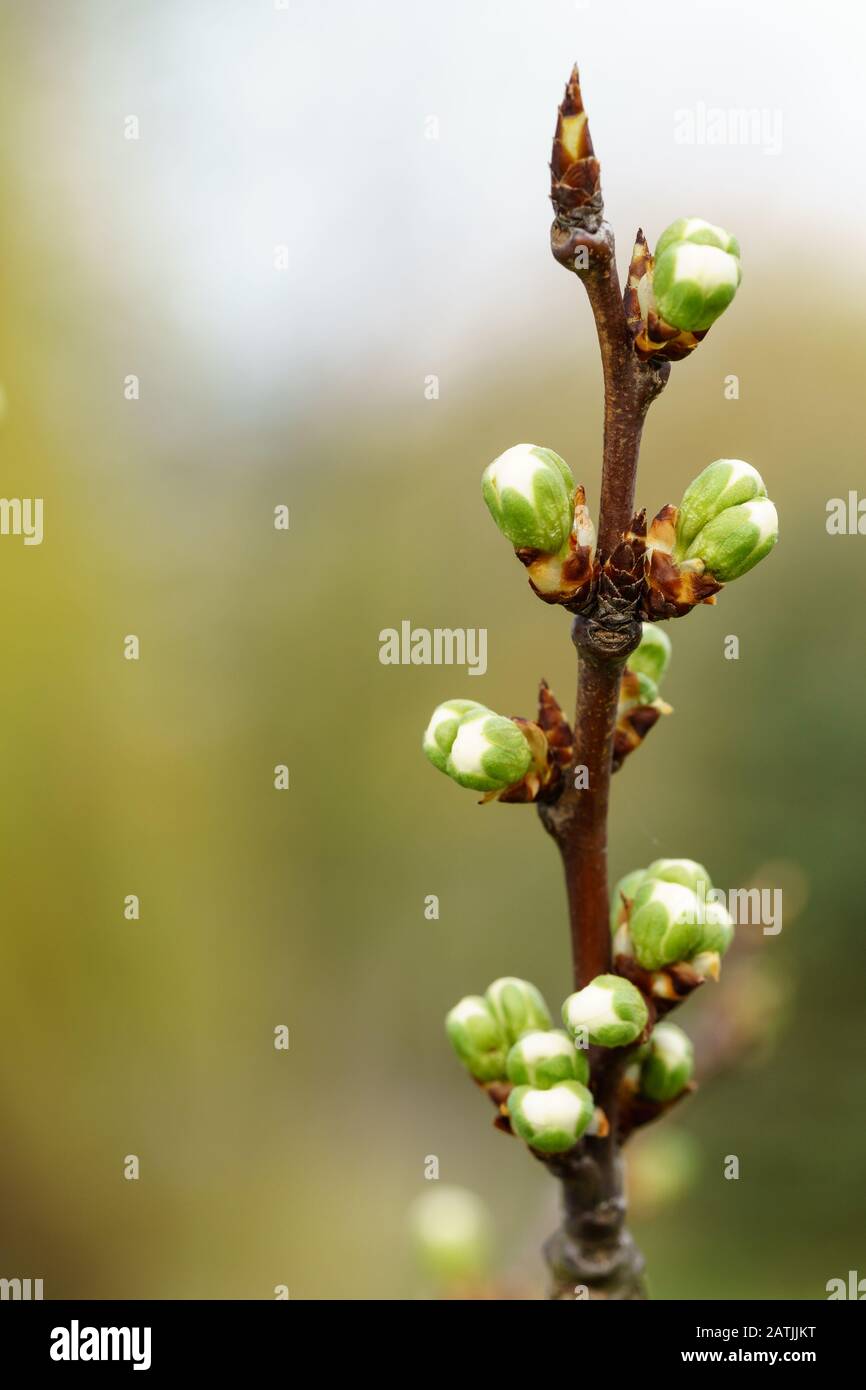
482, 444, 575, 554
507, 1080, 595, 1154
639, 1022, 694, 1102
654, 217, 740, 263
562, 973, 648, 1048
633, 672, 659, 706
674, 459, 767, 554
445, 709, 533, 793
628, 879, 703, 972
639, 1023, 695, 1095
684, 498, 779, 582
422, 698, 488, 774
690, 899, 735, 961
653, 219, 741, 332
610, 868, 647, 932
506, 1029, 589, 1089
409, 1186, 492, 1285
645, 858, 711, 897
445, 996, 507, 1082
485, 976, 552, 1044
628, 622, 671, 686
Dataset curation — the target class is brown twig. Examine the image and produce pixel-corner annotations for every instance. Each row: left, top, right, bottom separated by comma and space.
535, 63, 673, 1301
541, 65, 669, 992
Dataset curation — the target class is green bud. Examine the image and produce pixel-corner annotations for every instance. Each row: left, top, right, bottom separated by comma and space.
422, 698, 489, 774
653, 219, 741, 332
507, 1080, 595, 1154
640, 1022, 694, 1102
506, 1028, 589, 1089
675, 458, 767, 553
629, 622, 671, 686
482, 443, 575, 553
562, 973, 648, 1048
445, 709, 532, 792
409, 1186, 492, 1285
645, 858, 711, 897
445, 996, 507, 1082
684, 498, 779, 582
610, 868, 647, 932
655, 217, 740, 263
634, 672, 659, 706
691, 899, 735, 959
485, 976, 552, 1045
628, 879, 703, 972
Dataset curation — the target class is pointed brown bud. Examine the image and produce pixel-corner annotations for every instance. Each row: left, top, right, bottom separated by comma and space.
537, 681, 574, 771
550, 65, 602, 230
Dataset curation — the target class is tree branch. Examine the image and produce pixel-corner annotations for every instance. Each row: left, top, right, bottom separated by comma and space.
542, 68, 669, 993
536, 62, 671, 1301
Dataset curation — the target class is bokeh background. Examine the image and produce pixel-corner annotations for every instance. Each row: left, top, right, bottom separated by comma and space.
0, 0, 863, 1299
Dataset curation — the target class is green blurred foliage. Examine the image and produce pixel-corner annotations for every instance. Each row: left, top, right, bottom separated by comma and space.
0, 9, 863, 1303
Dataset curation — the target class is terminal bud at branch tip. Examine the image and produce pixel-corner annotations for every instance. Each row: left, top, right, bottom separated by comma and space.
550, 65, 603, 233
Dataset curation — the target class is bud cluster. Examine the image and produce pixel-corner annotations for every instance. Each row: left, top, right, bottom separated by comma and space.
644, 459, 778, 619
611, 857, 735, 985
446, 976, 603, 1155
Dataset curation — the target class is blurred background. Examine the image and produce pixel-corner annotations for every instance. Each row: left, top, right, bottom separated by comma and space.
0, 0, 863, 1299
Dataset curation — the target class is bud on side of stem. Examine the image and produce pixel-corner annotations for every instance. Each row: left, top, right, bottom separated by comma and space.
445, 996, 508, 1083
644, 858, 711, 897
610, 868, 648, 932
684, 497, 779, 582
653, 218, 741, 333
507, 1079, 595, 1154
639, 1022, 695, 1102
674, 458, 767, 555
482, 444, 575, 554
629, 622, 671, 685
691, 900, 735, 961
422, 699, 488, 774
485, 977, 552, 1045
562, 974, 649, 1048
628, 879, 703, 972
506, 1028, 589, 1089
